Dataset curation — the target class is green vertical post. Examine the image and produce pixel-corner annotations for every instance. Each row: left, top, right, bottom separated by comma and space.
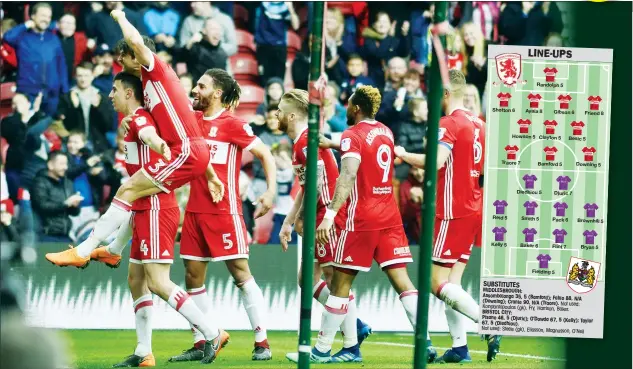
413, 2, 447, 369
297, 2, 325, 368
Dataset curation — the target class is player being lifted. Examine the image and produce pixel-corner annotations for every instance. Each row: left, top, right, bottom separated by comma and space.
288, 85, 434, 363
107, 72, 227, 366
394, 69, 501, 363
45, 9, 224, 268
166, 69, 277, 362
275, 89, 372, 363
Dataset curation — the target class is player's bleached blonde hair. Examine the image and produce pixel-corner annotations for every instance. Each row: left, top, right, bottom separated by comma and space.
281, 89, 309, 116
351, 85, 382, 117
447, 69, 467, 98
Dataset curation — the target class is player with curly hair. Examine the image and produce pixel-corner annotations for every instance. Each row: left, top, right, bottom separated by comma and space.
287, 85, 435, 363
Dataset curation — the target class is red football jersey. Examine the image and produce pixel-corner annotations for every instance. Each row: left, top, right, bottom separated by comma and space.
582, 147, 596, 161
528, 93, 542, 108
141, 53, 203, 145
571, 121, 585, 135
123, 108, 178, 210
505, 145, 519, 160
544, 120, 558, 134
497, 92, 511, 107
588, 96, 602, 110
292, 127, 348, 229
186, 110, 259, 214
437, 109, 485, 220
339, 120, 401, 230
544, 146, 558, 161
543, 67, 558, 82
517, 119, 531, 133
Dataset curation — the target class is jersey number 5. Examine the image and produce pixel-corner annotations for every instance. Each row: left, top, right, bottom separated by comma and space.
377, 144, 392, 183
223, 233, 233, 250
473, 128, 482, 164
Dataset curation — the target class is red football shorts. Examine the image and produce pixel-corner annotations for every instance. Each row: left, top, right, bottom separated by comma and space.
432, 213, 480, 267
129, 207, 180, 264
332, 226, 412, 272
179, 212, 249, 261
313, 225, 338, 267
142, 138, 210, 193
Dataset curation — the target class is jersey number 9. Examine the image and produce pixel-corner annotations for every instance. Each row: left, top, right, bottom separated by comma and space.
377, 144, 392, 183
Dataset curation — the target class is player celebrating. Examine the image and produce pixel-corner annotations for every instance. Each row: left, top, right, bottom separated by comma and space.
288, 85, 433, 363
167, 69, 277, 362
45, 9, 224, 268
275, 89, 372, 363
107, 72, 228, 366
394, 69, 501, 363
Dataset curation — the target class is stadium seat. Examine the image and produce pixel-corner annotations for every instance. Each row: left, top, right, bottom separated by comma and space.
233, 4, 249, 30
239, 85, 265, 109
287, 31, 302, 60
236, 30, 256, 55
1, 82, 16, 102
235, 108, 259, 124
230, 54, 259, 85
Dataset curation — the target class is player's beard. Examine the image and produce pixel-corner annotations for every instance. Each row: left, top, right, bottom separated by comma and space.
346, 114, 356, 126
193, 94, 211, 111
277, 114, 289, 132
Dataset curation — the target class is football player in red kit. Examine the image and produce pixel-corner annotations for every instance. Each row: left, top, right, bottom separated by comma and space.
394, 69, 501, 363
101, 72, 228, 366
287, 86, 423, 364
46, 9, 224, 270
169, 69, 277, 362
275, 89, 372, 363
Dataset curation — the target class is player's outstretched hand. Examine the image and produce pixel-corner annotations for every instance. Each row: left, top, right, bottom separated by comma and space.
121, 115, 133, 134
110, 9, 125, 22
394, 145, 406, 158
279, 222, 293, 251
160, 142, 171, 161
208, 176, 224, 203
294, 217, 304, 237
319, 134, 334, 149
316, 218, 333, 246
253, 190, 275, 219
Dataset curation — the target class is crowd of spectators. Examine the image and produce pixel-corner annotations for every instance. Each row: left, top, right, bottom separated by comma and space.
0, 1, 568, 245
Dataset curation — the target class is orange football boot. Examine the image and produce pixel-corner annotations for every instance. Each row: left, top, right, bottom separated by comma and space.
138, 353, 155, 367
90, 246, 122, 268
45, 246, 90, 268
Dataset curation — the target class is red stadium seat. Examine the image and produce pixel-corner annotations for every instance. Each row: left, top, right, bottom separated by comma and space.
287, 31, 302, 60
234, 107, 259, 124
236, 30, 256, 55
1, 82, 16, 102
233, 4, 250, 30
239, 85, 265, 108
230, 54, 259, 84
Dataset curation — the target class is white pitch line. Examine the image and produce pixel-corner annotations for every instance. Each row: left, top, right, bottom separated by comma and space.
314, 338, 567, 362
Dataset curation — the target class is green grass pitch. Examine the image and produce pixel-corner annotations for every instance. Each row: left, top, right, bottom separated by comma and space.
61, 330, 566, 368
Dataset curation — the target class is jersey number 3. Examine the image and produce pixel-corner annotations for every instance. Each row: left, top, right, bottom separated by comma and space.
473, 128, 482, 164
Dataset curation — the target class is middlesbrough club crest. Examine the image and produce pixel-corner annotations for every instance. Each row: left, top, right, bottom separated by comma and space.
566, 257, 600, 294
495, 53, 522, 86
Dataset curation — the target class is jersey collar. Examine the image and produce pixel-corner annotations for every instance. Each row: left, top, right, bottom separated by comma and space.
358, 119, 378, 125
133, 106, 143, 114
203, 108, 226, 121
294, 125, 308, 144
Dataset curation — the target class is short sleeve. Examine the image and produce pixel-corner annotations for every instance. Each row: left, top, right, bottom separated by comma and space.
142, 53, 168, 77
293, 141, 307, 166
439, 117, 458, 149
534, 202, 538, 208
340, 130, 362, 162
231, 121, 260, 151
133, 112, 158, 136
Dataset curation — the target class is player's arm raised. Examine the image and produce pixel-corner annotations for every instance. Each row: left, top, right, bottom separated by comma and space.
250, 141, 277, 219
111, 10, 153, 67
280, 188, 303, 251
316, 157, 360, 245
138, 127, 171, 161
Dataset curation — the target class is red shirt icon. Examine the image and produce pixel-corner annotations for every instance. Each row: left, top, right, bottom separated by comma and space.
517, 119, 531, 133
527, 93, 542, 108
543, 146, 558, 161
505, 145, 519, 160
558, 94, 572, 109
582, 147, 596, 162
498, 92, 512, 107
544, 67, 558, 82
570, 121, 585, 136
588, 96, 602, 110
544, 120, 558, 135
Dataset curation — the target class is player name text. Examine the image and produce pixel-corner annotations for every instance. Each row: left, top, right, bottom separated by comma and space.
537, 82, 563, 88
576, 162, 599, 168
568, 136, 586, 141
493, 108, 515, 113
554, 110, 575, 115
532, 269, 555, 275
539, 135, 561, 140
552, 217, 568, 223
493, 215, 508, 220
584, 110, 603, 116
502, 160, 521, 166
538, 162, 562, 167
552, 243, 566, 249
577, 218, 603, 224
512, 134, 532, 139
581, 245, 598, 250
525, 109, 543, 114
517, 189, 541, 195
520, 243, 538, 248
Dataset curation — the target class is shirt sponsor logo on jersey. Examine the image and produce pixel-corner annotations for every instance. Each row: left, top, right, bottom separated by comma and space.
207, 140, 230, 164
495, 53, 522, 86
341, 138, 351, 152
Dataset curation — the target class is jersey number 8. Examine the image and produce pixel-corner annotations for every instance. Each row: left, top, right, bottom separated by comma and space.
377, 144, 392, 183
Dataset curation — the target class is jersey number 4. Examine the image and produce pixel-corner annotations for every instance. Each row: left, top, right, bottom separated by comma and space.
473, 129, 482, 164
140, 240, 149, 256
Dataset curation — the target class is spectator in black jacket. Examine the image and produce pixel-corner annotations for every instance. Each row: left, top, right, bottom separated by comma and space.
86, 1, 147, 49
31, 151, 83, 242
378, 69, 425, 132
394, 97, 427, 180
361, 12, 411, 90
499, 2, 563, 46
57, 62, 114, 152
180, 18, 228, 83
